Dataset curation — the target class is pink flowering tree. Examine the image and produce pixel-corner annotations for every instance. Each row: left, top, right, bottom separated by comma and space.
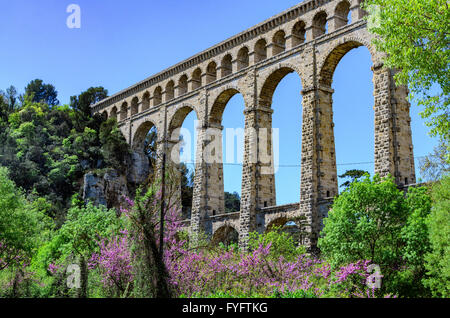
112, 170, 396, 298
89, 230, 134, 297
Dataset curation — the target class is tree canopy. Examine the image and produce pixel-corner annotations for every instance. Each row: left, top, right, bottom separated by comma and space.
0, 167, 52, 271
364, 0, 449, 147
318, 174, 435, 295
25, 79, 59, 107
338, 169, 370, 190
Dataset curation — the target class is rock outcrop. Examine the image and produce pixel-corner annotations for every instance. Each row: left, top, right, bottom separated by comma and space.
127, 150, 150, 186
83, 169, 131, 211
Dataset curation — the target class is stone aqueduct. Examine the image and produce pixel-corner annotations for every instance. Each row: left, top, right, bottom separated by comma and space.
91, 0, 416, 250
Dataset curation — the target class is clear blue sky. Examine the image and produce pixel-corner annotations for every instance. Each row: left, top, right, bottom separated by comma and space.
0, 0, 438, 205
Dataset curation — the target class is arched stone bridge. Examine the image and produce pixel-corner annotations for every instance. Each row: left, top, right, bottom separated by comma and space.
91, 0, 416, 250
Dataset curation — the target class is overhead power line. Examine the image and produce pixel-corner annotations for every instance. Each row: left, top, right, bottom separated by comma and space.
180, 156, 427, 167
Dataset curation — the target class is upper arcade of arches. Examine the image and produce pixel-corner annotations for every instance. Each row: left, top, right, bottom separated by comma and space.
92, 0, 368, 120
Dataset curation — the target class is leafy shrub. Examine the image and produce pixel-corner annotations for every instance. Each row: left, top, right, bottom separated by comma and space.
423, 175, 450, 297
249, 226, 306, 262
272, 289, 317, 298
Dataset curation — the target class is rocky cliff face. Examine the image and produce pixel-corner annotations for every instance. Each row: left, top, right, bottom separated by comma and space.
82, 150, 152, 211
127, 150, 150, 186
83, 170, 131, 211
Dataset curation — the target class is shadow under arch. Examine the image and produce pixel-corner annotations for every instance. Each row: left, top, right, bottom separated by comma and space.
128, 120, 159, 186
265, 217, 289, 233
132, 120, 158, 151
265, 217, 307, 246
211, 225, 239, 247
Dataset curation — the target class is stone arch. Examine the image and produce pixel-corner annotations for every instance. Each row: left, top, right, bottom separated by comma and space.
220, 54, 233, 77
316, 37, 379, 199
110, 106, 118, 120
178, 74, 188, 96
167, 104, 199, 218
312, 10, 328, 39
142, 91, 150, 111
265, 216, 288, 233
205, 87, 246, 220
131, 96, 139, 116
168, 104, 199, 142
237, 46, 249, 71
130, 119, 158, 185
165, 80, 175, 101
191, 68, 202, 90
211, 225, 239, 247
119, 102, 128, 121
153, 86, 162, 106
265, 216, 304, 244
167, 103, 199, 171
209, 87, 243, 126
206, 61, 217, 84
291, 20, 306, 47
254, 38, 267, 63
132, 119, 158, 151
272, 30, 286, 56
259, 64, 303, 108
334, 0, 351, 28
101, 110, 108, 121
256, 64, 304, 208
318, 37, 377, 87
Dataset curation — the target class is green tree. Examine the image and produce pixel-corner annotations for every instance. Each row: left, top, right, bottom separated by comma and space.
319, 174, 437, 296
0, 94, 8, 122
423, 175, 450, 297
99, 118, 130, 170
364, 0, 450, 148
0, 84, 133, 221
70, 87, 108, 132
55, 202, 123, 298
318, 175, 410, 294
338, 169, 370, 190
396, 186, 433, 297
125, 169, 181, 298
25, 79, 59, 107
419, 140, 450, 182
0, 86, 18, 115
179, 162, 194, 219
70, 87, 108, 117
0, 167, 51, 271
225, 191, 241, 213
319, 175, 408, 266
3, 99, 76, 218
